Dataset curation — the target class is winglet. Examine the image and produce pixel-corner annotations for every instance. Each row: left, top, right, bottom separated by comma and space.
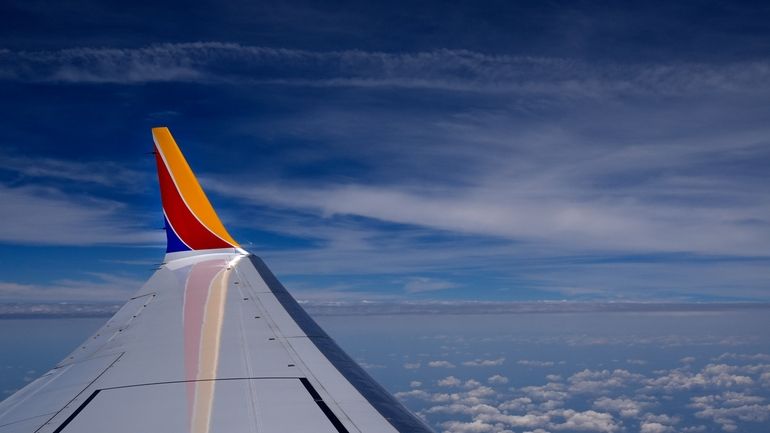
152, 127, 240, 253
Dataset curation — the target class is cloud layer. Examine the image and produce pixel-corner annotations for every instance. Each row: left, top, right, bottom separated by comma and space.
397, 358, 770, 433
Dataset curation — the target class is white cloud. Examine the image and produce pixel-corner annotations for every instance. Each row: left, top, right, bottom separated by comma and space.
644, 364, 757, 392
439, 376, 463, 387
689, 392, 770, 432
188, 84, 770, 306
398, 383, 500, 408
406, 357, 770, 433
549, 409, 618, 433
357, 361, 385, 369
180, 68, 770, 302
0, 153, 147, 190
466, 386, 496, 399
568, 369, 642, 394
760, 372, 770, 386
488, 375, 509, 385
403, 362, 421, 369
498, 397, 535, 412
3, 44, 770, 304
208, 170, 770, 259
714, 353, 770, 362
428, 360, 457, 368
463, 358, 505, 367
394, 389, 431, 400
592, 397, 649, 418
0, 184, 161, 247
404, 277, 458, 293
639, 422, 673, 433
519, 382, 569, 402
441, 419, 498, 433
463, 379, 482, 389
410, 381, 422, 388
425, 403, 500, 416
641, 414, 679, 425
0, 273, 145, 302
518, 360, 556, 367
477, 412, 550, 428
6, 44, 770, 100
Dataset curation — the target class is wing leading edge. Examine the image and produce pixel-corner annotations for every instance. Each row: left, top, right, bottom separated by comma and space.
0, 128, 434, 433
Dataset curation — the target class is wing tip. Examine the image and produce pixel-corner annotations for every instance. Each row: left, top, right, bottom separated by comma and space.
152, 127, 241, 254
151, 126, 170, 141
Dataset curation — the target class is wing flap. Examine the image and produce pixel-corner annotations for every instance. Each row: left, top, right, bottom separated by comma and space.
48, 379, 345, 433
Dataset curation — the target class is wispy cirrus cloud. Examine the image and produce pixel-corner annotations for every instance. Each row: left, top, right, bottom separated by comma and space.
0, 152, 149, 190
0, 184, 161, 246
196, 80, 770, 262
2, 43, 770, 97
404, 277, 458, 293
186, 62, 770, 301
0, 151, 158, 247
209, 178, 770, 257
2, 42, 768, 302
518, 360, 557, 368
0, 272, 144, 302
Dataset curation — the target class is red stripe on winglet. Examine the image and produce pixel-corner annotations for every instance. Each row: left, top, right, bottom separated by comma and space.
155, 151, 233, 250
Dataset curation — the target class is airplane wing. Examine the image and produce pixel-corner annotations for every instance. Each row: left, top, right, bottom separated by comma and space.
0, 128, 434, 433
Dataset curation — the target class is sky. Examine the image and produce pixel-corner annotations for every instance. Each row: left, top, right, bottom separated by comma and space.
1, 0, 770, 303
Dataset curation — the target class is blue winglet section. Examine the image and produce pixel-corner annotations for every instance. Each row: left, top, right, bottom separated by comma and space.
164, 215, 191, 253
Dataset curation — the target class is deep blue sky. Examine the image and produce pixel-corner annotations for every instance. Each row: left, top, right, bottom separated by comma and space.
0, 0, 769, 302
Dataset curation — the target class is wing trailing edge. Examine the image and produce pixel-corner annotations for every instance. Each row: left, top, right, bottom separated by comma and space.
152, 127, 240, 253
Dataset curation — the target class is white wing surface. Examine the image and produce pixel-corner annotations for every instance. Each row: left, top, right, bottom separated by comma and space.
0, 128, 433, 433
